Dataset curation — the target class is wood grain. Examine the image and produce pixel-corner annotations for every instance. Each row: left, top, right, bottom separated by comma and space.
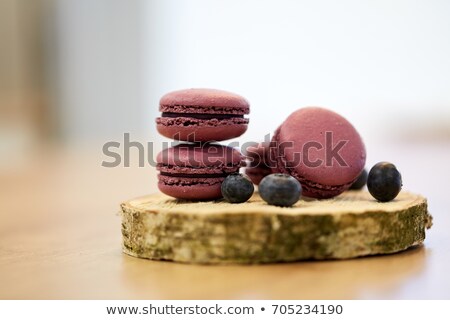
1, 145, 449, 299
121, 191, 431, 264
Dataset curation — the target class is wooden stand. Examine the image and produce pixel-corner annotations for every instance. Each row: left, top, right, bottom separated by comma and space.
121, 191, 432, 264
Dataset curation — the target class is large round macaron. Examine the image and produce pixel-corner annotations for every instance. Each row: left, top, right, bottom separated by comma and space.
156, 143, 243, 200
244, 142, 273, 185
156, 88, 250, 142
271, 107, 366, 199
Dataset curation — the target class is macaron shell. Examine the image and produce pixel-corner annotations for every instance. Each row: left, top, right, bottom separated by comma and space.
160, 105, 249, 115
157, 180, 223, 200
156, 143, 243, 168
160, 88, 250, 111
156, 118, 248, 142
288, 171, 350, 198
278, 107, 365, 185
271, 107, 366, 199
158, 164, 239, 175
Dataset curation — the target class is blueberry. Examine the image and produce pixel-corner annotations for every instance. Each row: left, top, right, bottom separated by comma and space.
259, 173, 302, 207
350, 169, 368, 190
221, 173, 254, 203
367, 162, 402, 202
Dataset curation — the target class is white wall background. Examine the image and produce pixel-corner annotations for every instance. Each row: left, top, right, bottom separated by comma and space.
144, 0, 450, 145
53, 0, 147, 143
53, 0, 450, 145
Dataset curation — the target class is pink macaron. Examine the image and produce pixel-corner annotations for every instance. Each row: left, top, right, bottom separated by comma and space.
156, 88, 250, 142
270, 107, 366, 199
156, 143, 243, 200
244, 142, 272, 185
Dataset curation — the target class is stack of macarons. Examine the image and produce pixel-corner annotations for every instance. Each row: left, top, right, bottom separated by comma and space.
155, 88, 250, 200
155, 89, 403, 205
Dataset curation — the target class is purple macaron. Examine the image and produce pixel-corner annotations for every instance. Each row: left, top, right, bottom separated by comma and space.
156, 143, 243, 200
271, 107, 366, 199
156, 88, 250, 142
244, 142, 272, 185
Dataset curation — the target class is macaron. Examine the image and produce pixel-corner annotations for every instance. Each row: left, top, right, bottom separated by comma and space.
156, 88, 250, 142
244, 142, 273, 185
156, 143, 243, 200
270, 107, 366, 199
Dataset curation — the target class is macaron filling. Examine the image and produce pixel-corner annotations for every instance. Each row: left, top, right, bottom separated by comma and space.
157, 163, 241, 175
158, 164, 239, 182
159, 172, 230, 179
161, 112, 244, 120
156, 117, 248, 128
157, 105, 249, 127
158, 174, 226, 186
160, 104, 249, 115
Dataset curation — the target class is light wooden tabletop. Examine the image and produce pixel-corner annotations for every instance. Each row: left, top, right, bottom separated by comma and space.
1, 143, 449, 299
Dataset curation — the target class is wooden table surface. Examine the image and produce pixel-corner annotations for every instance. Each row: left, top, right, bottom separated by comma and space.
1, 143, 449, 299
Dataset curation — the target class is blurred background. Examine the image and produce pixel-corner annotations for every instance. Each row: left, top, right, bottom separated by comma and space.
1, 0, 450, 299
2, 0, 450, 160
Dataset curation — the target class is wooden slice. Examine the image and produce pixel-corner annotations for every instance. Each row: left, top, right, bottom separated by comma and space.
120, 191, 432, 264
